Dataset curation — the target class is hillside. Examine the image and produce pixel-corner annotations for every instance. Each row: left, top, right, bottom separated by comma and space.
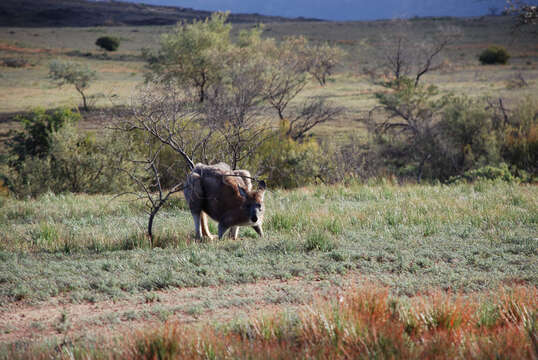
0, 0, 319, 27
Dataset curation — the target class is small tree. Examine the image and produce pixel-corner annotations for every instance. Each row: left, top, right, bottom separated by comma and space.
304, 42, 344, 86
119, 136, 185, 245
49, 60, 96, 111
145, 12, 232, 103
260, 35, 344, 139
116, 82, 214, 242
96, 36, 120, 52
375, 22, 461, 86
285, 98, 344, 141
203, 46, 271, 170
262, 36, 309, 121
367, 78, 450, 181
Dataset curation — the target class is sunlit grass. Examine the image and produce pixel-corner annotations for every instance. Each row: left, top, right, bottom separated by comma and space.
0, 182, 536, 305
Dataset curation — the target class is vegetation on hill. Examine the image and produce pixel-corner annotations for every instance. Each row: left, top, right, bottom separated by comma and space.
0, 0, 319, 27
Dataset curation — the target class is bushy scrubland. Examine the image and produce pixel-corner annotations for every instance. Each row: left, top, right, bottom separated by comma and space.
1, 91, 536, 199
1, 14, 537, 200
1, 108, 137, 198
369, 80, 538, 183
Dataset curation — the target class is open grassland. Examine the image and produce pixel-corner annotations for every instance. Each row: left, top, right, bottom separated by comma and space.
0, 182, 536, 357
0, 181, 536, 355
1, 16, 537, 140
1, 182, 536, 304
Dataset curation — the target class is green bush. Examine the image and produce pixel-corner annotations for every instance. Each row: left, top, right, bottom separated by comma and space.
45, 125, 139, 194
48, 61, 97, 111
249, 129, 325, 188
95, 36, 120, 52
501, 97, 538, 176
7, 108, 80, 163
448, 163, 516, 183
2, 113, 140, 197
368, 81, 538, 182
478, 46, 510, 65
437, 96, 502, 176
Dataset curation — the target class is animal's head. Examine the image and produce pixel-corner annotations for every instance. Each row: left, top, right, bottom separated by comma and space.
238, 180, 266, 225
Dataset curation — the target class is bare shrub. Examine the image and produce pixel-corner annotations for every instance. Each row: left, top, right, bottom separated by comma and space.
304, 41, 344, 86
202, 47, 272, 170
375, 21, 462, 86
285, 98, 344, 141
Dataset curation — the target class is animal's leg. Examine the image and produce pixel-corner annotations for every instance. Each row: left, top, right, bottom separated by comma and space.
200, 212, 215, 241
228, 226, 239, 240
191, 212, 202, 240
218, 223, 229, 240
252, 225, 263, 237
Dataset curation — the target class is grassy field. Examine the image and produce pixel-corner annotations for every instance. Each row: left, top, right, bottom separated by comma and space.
0, 181, 536, 356
2, 181, 536, 302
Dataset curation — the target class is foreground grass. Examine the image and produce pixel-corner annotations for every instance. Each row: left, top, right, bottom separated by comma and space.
0, 181, 536, 305
3, 284, 537, 359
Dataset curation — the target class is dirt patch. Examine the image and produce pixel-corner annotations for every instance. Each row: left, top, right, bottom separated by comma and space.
0, 273, 363, 345
0, 43, 55, 54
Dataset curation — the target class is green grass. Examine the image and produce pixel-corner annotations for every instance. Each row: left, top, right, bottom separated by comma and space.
0, 181, 536, 305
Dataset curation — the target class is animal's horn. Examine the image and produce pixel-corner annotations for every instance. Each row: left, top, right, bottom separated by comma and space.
258, 180, 266, 190
238, 186, 248, 199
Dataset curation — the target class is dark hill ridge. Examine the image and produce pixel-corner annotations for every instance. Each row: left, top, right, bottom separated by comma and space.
0, 0, 320, 27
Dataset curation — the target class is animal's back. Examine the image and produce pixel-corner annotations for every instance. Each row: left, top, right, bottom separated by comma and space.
184, 163, 248, 222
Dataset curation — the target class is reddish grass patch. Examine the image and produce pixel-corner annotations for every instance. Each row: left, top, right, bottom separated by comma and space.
0, 42, 54, 54
124, 285, 537, 359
